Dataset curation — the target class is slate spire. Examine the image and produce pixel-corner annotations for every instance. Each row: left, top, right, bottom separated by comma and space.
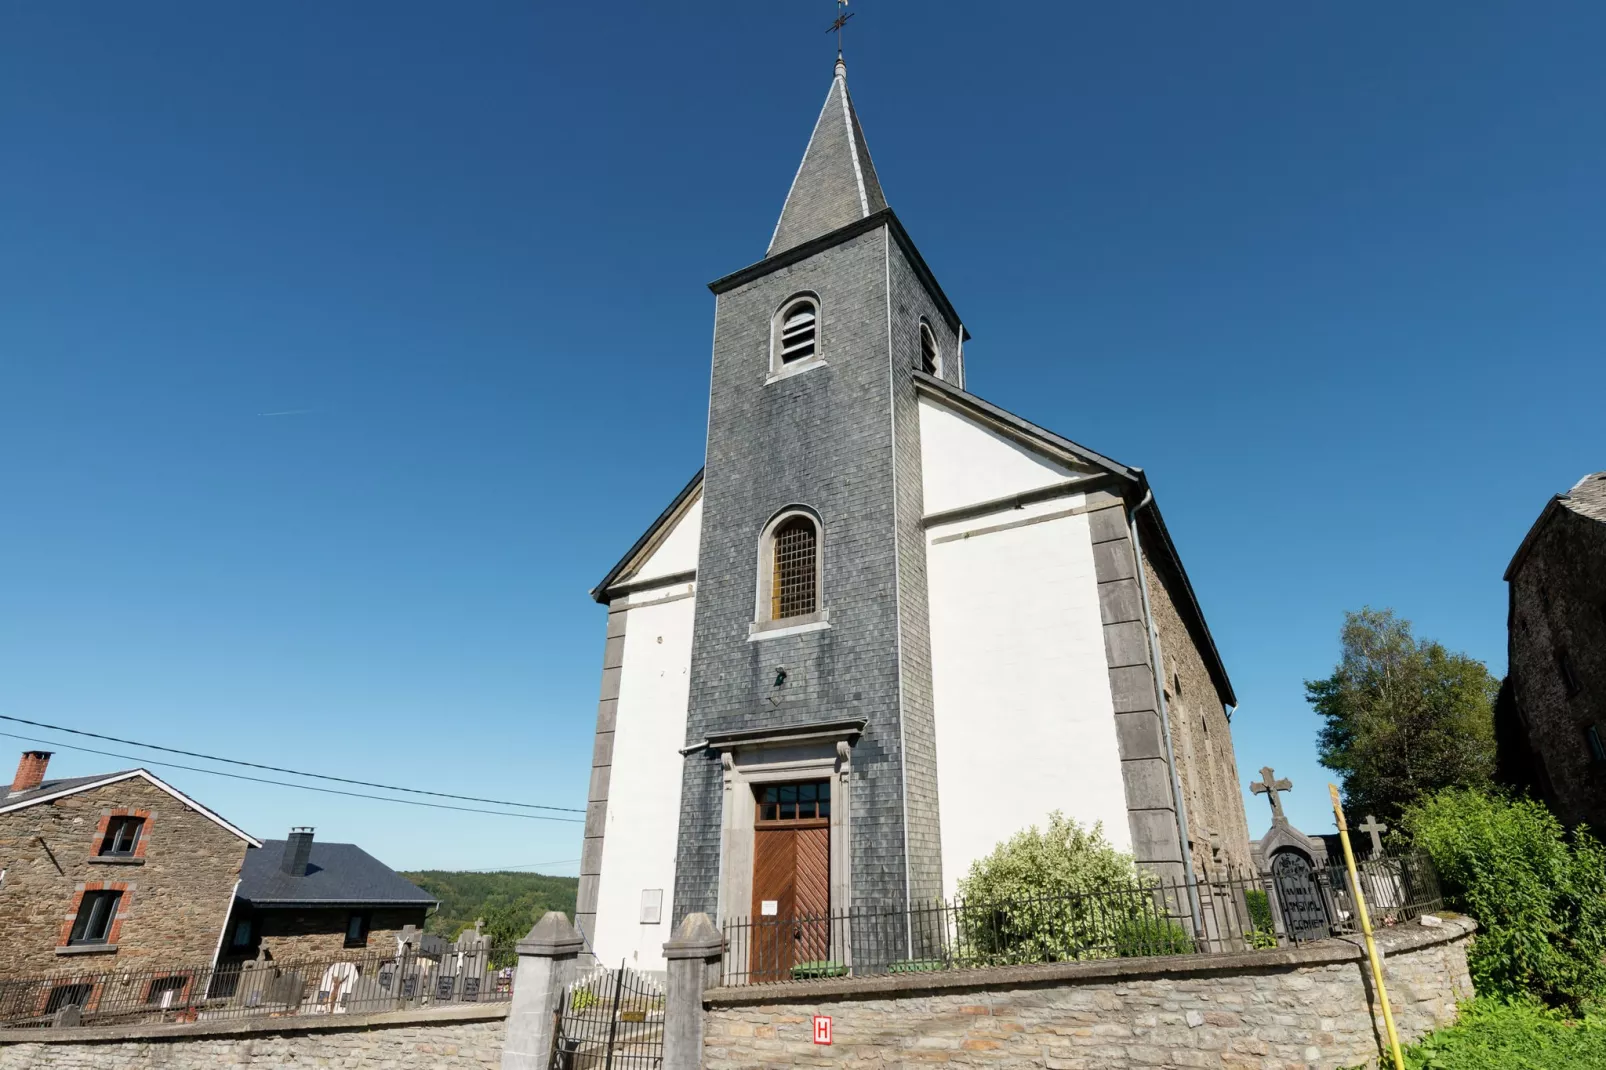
767, 58, 888, 257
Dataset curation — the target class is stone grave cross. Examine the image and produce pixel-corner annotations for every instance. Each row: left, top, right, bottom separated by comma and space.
1358, 815, 1389, 856
1251, 766, 1293, 823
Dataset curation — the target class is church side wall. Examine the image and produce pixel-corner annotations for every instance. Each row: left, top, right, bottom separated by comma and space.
1139, 539, 1253, 873
590, 582, 695, 973
925, 495, 1130, 900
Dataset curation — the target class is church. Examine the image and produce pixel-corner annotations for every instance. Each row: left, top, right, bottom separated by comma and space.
576, 57, 1253, 972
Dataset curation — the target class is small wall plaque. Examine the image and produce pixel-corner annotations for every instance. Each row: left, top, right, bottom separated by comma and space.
761, 900, 779, 916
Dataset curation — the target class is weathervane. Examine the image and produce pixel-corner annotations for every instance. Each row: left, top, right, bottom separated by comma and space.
828, 0, 854, 59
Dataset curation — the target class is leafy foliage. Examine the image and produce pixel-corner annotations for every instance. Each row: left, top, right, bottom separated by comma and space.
1112, 916, 1195, 957
1307, 608, 1499, 821
1393, 998, 1606, 1070
402, 870, 578, 942
957, 813, 1157, 964
1402, 789, 1606, 1011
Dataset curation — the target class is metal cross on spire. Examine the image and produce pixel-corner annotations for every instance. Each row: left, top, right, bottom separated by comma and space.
1250, 766, 1294, 823
828, 0, 855, 59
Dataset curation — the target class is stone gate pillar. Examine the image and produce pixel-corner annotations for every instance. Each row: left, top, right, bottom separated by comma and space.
662, 913, 725, 1070
502, 912, 586, 1070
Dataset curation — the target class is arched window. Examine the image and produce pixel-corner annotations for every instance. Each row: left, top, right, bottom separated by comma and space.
919, 320, 939, 375
775, 296, 819, 367
766, 513, 819, 621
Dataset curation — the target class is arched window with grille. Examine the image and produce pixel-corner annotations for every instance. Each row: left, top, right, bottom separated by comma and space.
919, 320, 939, 376
773, 295, 820, 371
770, 515, 818, 619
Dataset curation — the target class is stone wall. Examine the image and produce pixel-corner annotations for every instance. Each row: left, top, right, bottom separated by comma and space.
1506, 482, 1606, 831
1140, 538, 1254, 875
0, 778, 248, 977
0, 1004, 506, 1069
220, 905, 429, 963
703, 915, 1476, 1070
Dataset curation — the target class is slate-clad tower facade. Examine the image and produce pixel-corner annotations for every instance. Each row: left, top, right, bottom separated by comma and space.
672, 59, 964, 922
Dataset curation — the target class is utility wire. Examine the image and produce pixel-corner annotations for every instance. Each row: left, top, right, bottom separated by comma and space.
0, 712, 583, 814
0, 730, 583, 824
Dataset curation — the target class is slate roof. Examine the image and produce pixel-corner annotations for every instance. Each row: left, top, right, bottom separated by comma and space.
0, 768, 261, 846
767, 59, 887, 257
238, 839, 438, 908
1561, 471, 1606, 524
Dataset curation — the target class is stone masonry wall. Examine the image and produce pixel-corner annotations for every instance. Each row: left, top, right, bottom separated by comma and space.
1140, 537, 1255, 875
704, 916, 1476, 1070
220, 906, 430, 963
0, 1007, 506, 1070
0, 779, 247, 978
1507, 494, 1606, 831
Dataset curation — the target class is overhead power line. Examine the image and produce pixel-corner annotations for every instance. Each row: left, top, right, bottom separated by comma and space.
0, 729, 583, 824
0, 712, 584, 815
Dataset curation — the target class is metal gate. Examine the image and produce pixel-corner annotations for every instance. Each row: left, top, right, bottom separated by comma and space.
550, 964, 664, 1070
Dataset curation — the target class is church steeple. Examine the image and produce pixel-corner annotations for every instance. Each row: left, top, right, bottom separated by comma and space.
767, 59, 888, 257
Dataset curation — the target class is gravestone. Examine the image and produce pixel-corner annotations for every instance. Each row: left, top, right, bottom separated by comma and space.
1248, 766, 1335, 943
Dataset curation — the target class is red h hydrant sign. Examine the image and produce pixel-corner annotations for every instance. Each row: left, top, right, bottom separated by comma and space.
813, 1015, 833, 1045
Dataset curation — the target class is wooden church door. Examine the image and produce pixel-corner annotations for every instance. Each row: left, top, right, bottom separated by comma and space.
749, 781, 831, 981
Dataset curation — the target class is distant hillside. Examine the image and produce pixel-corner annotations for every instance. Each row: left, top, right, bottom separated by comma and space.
404, 871, 579, 944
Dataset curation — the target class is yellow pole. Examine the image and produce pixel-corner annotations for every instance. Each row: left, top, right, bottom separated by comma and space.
1330, 784, 1405, 1070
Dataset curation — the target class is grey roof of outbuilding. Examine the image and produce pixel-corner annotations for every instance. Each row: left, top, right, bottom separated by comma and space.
238, 839, 438, 908
1505, 471, 1606, 580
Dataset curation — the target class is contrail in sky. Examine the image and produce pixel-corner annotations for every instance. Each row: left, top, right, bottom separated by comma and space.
257, 409, 312, 417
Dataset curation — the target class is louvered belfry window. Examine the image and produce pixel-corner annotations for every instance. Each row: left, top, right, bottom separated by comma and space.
771, 516, 818, 620
919, 321, 938, 375
778, 299, 818, 364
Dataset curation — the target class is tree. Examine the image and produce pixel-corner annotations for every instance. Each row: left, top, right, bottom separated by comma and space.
1403, 787, 1606, 1011
1306, 608, 1498, 821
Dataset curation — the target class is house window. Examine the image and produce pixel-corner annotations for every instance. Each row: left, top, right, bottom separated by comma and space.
774, 295, 820, 368
1559, 650, 1581, 696
145, 976, 188, 1007
68, 890, 122, 946
771, 516, 819, 620
45, 984, 93, 1015
919, 320, 939, 375
756, 781, 830, 823
1588, 725, 1606, 766
344, 912, 371, 948
230, 918, 254, 949
98, 817, 144, 858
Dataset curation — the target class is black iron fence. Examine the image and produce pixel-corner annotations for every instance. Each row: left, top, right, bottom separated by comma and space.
723, 853, 1442, 986
0, 943, 517, 1030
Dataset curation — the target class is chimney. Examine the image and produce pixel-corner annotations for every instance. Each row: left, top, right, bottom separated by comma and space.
282, 827, 315, 877
10, 751, 52, 796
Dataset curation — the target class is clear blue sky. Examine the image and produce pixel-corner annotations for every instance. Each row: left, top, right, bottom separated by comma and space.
2, 3, 1602, 873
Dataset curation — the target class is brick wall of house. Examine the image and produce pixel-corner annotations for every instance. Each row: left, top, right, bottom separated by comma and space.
0, 778, 248, 977
229, 907, 430, 963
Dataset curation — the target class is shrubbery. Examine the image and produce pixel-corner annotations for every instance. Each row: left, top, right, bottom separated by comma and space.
1403, 788, 1606, 1011
1390, 998, 1606, 1070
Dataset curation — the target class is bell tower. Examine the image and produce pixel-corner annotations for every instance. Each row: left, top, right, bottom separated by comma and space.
672, 58, 969, 933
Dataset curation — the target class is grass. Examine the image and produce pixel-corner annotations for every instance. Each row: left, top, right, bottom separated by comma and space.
1365, 999, 1606, 1069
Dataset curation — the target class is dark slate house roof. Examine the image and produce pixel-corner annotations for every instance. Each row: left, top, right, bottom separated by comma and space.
3, 770, 138, 808
0, 767, 261, 846
239, 839, 438, 909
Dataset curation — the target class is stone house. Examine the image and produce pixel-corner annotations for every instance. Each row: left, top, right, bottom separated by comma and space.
218, 827, 437, 963
1502, 471, 1606, 830
0, 751, 260, 978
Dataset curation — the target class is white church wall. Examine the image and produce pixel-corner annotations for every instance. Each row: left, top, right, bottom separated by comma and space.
918, 396, 1079, 516
589, 585, 695, 973
920, 399, 1130, 901
630, 496, 703, 584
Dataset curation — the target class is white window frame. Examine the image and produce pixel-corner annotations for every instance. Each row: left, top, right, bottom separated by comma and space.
750, 507, 829, 639
767, 293, 826, 383
918, 319, 941, 377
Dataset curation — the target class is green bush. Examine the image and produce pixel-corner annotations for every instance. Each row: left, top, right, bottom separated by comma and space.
1246, 928, 1280, 950
1392, 998, 1606, 1070
1403, 788, 1606, 1010
1245, 888, 1275, 932
957, 813, 1153, 964
1112, 917, 1195, 958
